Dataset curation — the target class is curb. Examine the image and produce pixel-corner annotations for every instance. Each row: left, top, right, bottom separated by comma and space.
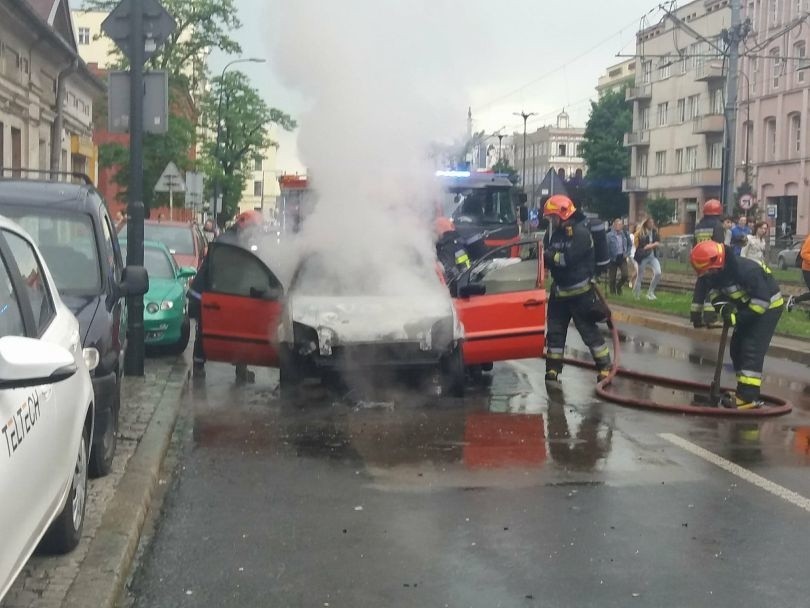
61, 361, 189, 608
610, 305, 810, 366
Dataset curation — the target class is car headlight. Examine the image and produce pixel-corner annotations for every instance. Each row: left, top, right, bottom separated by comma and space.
146, 302, 159, 314
83, 347, 100, 372
317, 326, 336, 356
160, 301, 174, 311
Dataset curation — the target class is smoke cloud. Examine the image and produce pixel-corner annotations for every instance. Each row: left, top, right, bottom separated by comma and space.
267, 1, 481, 300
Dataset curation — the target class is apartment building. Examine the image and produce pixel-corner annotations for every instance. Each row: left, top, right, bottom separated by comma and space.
623, 0, 731, 232
597, 59, 636, 97
239, 144, 281, 218
737, 0, 810, 238
514, 111, 585, 206
0, 0, 103, 180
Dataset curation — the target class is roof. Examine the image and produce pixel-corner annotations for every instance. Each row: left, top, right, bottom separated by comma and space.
437, 172, 514, 189
0, 180, 92, 210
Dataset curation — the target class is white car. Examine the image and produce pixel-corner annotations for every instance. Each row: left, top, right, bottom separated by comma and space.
0, 216, 96, 602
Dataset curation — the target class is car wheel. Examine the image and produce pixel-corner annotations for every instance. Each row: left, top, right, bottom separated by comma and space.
169, 316, 191, 355
89, 373, 119, 478
41, 424, 89, 554
441, 344, 465, 398
778, 256, 787, 270
279, 348, 303, 399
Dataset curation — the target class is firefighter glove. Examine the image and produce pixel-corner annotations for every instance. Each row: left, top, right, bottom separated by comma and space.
717, 303, 737, 327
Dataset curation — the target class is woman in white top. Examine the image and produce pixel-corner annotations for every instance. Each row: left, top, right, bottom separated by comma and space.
741, 221, 768, 263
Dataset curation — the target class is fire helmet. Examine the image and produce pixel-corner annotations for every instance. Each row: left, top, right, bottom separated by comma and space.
703, 199, 722, 216
543, 195, 576, 221
435, 217, 455, 237
690, 241, 726, 276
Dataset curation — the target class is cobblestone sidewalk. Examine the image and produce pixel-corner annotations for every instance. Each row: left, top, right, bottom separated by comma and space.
1, 355, 187, 608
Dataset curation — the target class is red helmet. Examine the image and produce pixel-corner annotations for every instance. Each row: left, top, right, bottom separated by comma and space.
543, 195, 576, 221
435, 217, 455, 237
703, 199, 722, 216
235, 210, 263, 230
690, 241, 726, 276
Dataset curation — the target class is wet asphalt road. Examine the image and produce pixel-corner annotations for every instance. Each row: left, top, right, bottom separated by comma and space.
124, 323, 810, 608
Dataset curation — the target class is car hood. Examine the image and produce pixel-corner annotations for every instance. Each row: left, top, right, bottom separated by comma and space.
146, 278, 183, 304
288, 295, 456, 343
61, 294, 101, 345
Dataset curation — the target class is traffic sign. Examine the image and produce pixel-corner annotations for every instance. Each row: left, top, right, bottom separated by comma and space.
154, 162, 185, 193
739, 194, 753, 210
102, 0, 177, 64
108, 71, 168, 134
767, 204, 778, 218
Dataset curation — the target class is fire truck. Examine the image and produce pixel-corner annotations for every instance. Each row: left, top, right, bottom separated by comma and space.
277, 174, 312, 235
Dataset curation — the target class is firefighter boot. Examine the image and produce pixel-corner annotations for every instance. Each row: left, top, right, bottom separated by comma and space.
235, 364, 255, 384
596, 368, 611, 384
545, 370, 561, 384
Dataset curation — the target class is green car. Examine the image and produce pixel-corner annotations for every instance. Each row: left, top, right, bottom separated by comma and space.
121, 239, 197, 353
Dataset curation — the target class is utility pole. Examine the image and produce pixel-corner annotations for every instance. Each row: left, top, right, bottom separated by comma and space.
721, 0, 745, 215
513, 111, 536, 193
497, 133, 506, 162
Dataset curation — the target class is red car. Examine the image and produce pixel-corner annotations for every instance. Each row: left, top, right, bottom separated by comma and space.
198, 239, 546, 389
119, 220, 206, 269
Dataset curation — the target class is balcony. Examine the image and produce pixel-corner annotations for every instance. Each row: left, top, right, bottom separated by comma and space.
625, 84, 652, 101
623, 176, 649, 192
695, 62, 725, 82
690, 168, 722, 186
623, 131, 650, 147
692, 113, 725, 134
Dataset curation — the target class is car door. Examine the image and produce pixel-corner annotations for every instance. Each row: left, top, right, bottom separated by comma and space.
201, 242, 284, 367
453, 240, 546, 365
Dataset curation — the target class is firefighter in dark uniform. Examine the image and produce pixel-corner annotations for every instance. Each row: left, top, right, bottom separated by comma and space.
691, 199, 725, 327
690, 240, 784, 409
435, 217, 471, 286
542, 195, 612, 383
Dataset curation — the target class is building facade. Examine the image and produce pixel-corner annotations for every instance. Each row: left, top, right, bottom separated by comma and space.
736, 0, 810, 238
597, 59, 636, 97
0, 0, 102, 181
513, 111, 585, 206
623, 0, 731, 232
238, 144, 281, 218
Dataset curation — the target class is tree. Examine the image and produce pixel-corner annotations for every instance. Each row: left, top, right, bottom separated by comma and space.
492, 158, 520, 185
200, 71, 296, 223
84, 0, 241, 93
645, 194, 676, 228
579, 88, 632, 220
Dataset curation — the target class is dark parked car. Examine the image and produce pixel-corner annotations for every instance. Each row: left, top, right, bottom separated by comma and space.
776, 239, 805, 269
0, 174, 148, 477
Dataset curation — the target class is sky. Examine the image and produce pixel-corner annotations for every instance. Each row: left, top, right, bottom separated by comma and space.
208, 0, 671, 174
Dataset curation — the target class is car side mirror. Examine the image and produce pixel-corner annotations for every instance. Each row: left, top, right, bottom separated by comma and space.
120, 266, 149, 297
178, 267, 197, 280
458, 283, 487, 298
519, 205, 529, 223
0, 336, 76, 389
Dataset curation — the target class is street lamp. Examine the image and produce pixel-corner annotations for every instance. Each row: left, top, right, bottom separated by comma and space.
213, 57, 266, 226
513, 111, 536, 192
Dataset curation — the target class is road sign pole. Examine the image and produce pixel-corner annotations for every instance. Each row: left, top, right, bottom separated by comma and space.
169, 180, 173, 221
125, 0, 145, 377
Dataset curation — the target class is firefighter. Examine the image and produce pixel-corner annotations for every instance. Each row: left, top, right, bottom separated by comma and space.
435, 217, 472, 286
690, 241, 785, 409
691, 199, 726, 327
542, 195, 612, 383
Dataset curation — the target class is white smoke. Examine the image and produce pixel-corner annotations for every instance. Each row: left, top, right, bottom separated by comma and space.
267, 1, 480, 301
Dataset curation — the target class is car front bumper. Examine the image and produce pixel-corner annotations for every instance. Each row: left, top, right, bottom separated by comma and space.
144, 310, 184, 345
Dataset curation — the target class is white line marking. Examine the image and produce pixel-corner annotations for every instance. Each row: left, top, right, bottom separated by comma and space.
660, 432, 810, 514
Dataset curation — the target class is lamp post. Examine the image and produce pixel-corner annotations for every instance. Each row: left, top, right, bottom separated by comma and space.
212, 57, 266, 227
513, 111, 536, 192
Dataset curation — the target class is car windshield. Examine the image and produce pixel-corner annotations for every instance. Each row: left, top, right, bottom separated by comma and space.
443, 187, 516, 225
121, 241, 175, 280
119, 223, 194, 256
0, 207, 101, 295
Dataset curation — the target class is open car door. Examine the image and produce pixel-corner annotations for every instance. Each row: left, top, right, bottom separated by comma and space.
201, 242, 283, 367
452, 239, 546, 366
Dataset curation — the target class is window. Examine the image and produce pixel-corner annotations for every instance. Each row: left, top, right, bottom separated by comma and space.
711, 89, 724, 114
745, 122, 754, 163
709, 142, 723, 168
685, 146, 698, 171
687, 95, 700, 119
676, 99, 686, 123
657, 102, 669, 127
765, 118, 777, 160
101, 214, 122, 283
771, 47, 782, 88
210, 244, 281, 299
790, 113, 801, 157
798, 0, 807, 14
769, 0, 780, 26
0, 253, 25, 338
78, 27, 91, 45
795, 42, 807, 83
655, 151, 667, 174
639, 106, 650, 130
658, 56, 671, 80
675, 148, 684, 173
642, 61, 652, 84
253, 180, 263, 197
254, 158, 262, 171
3, 231, 55, 335
558, 144, 566, 157
751, 57, 759, 93
690, 42, 701, 70
679, 48, 688, 74
637, 152, 648, 177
